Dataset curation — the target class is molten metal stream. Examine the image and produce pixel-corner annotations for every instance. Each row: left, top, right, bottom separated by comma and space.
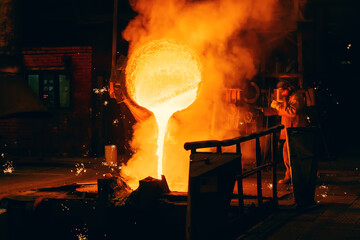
152, 108, 172, 179
126, 39, 201, 180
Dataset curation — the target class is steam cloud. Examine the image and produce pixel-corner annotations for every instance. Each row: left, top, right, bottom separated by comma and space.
121, 0, 279, 191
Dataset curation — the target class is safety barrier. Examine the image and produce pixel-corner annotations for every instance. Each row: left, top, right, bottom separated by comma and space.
184, 125, 284, 240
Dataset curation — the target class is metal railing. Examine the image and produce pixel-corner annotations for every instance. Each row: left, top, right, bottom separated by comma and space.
184, 124, 284, 213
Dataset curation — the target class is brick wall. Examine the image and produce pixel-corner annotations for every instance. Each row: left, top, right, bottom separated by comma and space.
0, 46, 94, 157
22, 47, 93, 114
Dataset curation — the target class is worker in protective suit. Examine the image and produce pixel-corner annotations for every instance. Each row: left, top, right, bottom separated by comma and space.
264, 79, 309, 184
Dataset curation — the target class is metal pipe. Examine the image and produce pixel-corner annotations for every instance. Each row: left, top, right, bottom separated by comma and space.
111, 0, 118, 70
272, 132, 278, 206
256, 137, 263, 207
236, 143, 244, 214
184, 125, 284, 151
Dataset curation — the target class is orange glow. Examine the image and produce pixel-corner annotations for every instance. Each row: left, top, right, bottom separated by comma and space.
125, 39, 201, 181
120, 0, 278, 192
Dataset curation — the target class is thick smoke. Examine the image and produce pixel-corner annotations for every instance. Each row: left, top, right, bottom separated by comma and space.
121, 0, 279, 191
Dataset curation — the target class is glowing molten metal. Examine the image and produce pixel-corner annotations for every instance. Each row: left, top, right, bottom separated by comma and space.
126, 39, 202, 179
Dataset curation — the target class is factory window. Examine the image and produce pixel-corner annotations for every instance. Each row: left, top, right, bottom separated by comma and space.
27, 72, 72, 110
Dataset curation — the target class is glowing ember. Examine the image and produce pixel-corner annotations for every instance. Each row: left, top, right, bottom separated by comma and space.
73, 226, 89, 240
71, 163, 87, 176
3, 160, 14, 174
92, 86, 108, 95
126, 39, 202, 179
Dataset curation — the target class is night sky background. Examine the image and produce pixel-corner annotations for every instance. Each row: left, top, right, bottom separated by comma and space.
20, 0, 135, 75
19, 0, 359, 150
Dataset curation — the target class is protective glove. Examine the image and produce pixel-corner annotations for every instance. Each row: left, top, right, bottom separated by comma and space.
270, 100, 282, 110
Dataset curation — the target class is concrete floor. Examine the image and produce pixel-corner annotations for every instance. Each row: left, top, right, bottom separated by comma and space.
238, 146, 360, 240
1, 146, 360, 240
0, 157, 111, 195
